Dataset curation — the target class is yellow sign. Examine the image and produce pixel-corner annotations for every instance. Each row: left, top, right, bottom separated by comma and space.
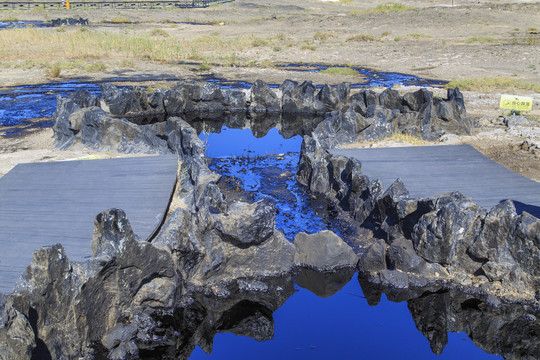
500, 94, 533, 112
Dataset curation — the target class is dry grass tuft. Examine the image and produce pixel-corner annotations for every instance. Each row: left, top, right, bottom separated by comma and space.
349, 3, 413, 16
383, 132, 429, 146
445, 78, 540, 93
346, 33, 379, 42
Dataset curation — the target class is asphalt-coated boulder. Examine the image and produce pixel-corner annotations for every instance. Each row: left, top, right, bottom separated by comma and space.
91, 208, 138, 259
316, 83, 350, 112
281, 80, 324, 114
469, 200, 517, 262
294, 230, 358, 271
360, 105, 395, 141
387, 237, 427, 273
379, 88, 404, 112
101, 83, 143, 116
375, 179, 410, 239
249, 80, 280, 113
412, 193, 486, 270
0, 306, 36, 359
403, 88, 429, 112
357, 238, 387, 272
223, 89, 247, 110
214, 199, 276, 248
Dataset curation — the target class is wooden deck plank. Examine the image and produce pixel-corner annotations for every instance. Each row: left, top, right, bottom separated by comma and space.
0, 155, 177, 293
330, 145, 540, 218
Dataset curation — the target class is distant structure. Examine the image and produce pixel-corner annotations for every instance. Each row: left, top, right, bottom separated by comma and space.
0, 0, 233, 10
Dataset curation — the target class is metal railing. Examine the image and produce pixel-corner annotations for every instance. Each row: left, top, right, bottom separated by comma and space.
0, 0, 233, 10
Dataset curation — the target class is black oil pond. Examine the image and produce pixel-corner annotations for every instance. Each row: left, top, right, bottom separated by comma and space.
0, 77, 177, 137
202, 125, 355, 241
1, 67, 445, 137
0, 20, 50, 30
190, 120, 506, 360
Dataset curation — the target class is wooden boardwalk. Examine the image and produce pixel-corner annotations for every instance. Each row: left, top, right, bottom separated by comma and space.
0, 155, 177, 293
330, 145, 540, 218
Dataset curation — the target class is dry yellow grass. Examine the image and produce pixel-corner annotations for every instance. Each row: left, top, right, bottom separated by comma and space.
445, 78, 540, 93
0, 28, 271, 64
383, 132, 429, 146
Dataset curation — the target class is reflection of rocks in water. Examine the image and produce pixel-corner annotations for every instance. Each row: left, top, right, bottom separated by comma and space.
296, 267, 356, 298
120, 109, 323, 141
137, 276, 295, 359
183, 111, 322, 140
359, 277, 540, 359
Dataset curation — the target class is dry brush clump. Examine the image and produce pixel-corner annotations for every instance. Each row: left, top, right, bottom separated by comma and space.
348, 3, 413, 16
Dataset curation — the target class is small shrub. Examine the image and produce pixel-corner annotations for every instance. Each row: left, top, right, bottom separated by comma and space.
381, 31, 392, 37
527, 27, 538, 32
199, 60, 211, 70
301, 44, 316, 51
314, 31, 336, 41
372, 3, 413, 12
525, 34, 537, 45
251, 37, 268, 47
320, 67, 359, 76
465, 37, 497, 43
107, 17, 133, 24
275, 33, 286, 41
337, 0, 354, 5
149, 29, 169, 37
384, 132, 428, 146
86, 62, 107, 72
346, 33, 379, 42
118, 59, 135, 68
45, 63, 61, 78
350, 3, 413, 15
259, 59, 274, 68
406, 33, 431, 39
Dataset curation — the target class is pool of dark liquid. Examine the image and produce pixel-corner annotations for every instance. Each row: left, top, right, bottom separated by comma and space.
0, 20, 50, 30
190, 124, 504, 360
189, 273, 500, 360
0, 67, 446, 137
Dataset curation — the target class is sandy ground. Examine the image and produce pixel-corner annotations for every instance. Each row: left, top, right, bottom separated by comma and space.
0, 0, 539, 182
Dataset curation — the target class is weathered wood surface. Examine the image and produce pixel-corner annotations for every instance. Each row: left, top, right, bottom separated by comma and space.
330, 145, 540, 218
0, 155, 177, 293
